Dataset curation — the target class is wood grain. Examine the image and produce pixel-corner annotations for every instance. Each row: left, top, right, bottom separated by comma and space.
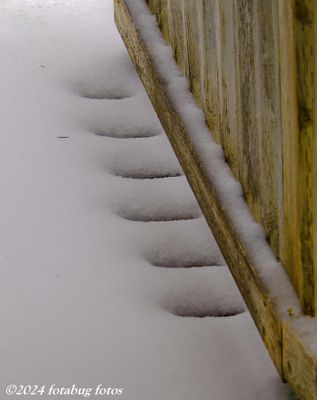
279, 0, 316, 315
283, 319, 317, 399
145, 0, 317, 316
295, 0, 316, 315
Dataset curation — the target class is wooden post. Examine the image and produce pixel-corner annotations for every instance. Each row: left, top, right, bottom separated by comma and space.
279, 0, 316, 316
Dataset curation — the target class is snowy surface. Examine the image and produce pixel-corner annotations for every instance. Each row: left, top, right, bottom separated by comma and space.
0, 0, 292, 399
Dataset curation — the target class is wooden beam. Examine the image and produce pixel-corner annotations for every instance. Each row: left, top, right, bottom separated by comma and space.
114, 1, 317, 398
279, 0, 317, 317
294, 0, 316, 315
283, 318, 317, 399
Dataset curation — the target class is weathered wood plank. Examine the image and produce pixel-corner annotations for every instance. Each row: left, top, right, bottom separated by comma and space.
254, 0, 281, 256
202, 0, 221, 142
217, 1, 241, 188
145, 0, 317, 316
295, 0, 316, 316
283, 318, 317, 399
168, 0, 188, 77
147, 0, 170, 43
279, 0, 316, 316
235, 0, 261, 225
183, 0, 204, 107
278, 0, 302, 309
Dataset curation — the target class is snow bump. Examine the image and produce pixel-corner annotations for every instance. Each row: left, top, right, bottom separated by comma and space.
159, 268, 246, 318
105, 135, 183, 179
111, 177, 202, 222
92, 128, 160, 139
80, 89, 130, 100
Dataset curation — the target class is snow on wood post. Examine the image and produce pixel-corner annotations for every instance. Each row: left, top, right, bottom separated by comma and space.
114, 0, 317, 399
145, 0, 317, 317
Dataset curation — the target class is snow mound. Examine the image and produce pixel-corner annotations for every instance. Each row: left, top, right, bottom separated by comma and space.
160, 268, 246, 317
111, 176, 202, 222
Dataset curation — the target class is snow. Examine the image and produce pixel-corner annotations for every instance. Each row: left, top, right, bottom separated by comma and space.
291, 316, 317, 356
110, 176, 202, 221
0, 0, 293, 399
